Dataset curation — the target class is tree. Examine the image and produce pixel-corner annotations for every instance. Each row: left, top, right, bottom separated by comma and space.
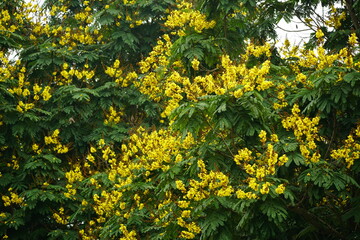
1, 0, 359, 239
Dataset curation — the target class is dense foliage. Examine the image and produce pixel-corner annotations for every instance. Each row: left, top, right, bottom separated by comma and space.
1, 0, 360, 239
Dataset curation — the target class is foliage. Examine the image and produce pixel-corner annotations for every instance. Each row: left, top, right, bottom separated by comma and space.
1, 0, 360, 239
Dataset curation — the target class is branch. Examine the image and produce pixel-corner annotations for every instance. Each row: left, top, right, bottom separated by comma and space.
288, 206, 346, 239
345, 0, 360, 31
276, 25, 312, 33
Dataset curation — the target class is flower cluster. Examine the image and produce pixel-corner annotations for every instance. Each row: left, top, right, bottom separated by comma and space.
1, 188, 23, 207
0, 10, 18, 34
282, 104, 321, 163
177, 217, 201, 239
165, 0, 216, 35
234, 131, 288, 198
325, 6, 346, 29
104, 59, 138, 87
136, 39, 275, 117
331, 124, 360, 168
44, 129, 69, 154
176, 160, 234, 201
52, 207, 69, 225
104, 106, 123, 125
137, 34, 173, 102
60, 63, 95, 85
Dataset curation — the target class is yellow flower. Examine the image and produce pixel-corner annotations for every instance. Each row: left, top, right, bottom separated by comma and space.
181, 210, 191, 218
191, 58, 200, 70
315, 29, 324, 39
260, 182, 272, 194
275, 184, 285, 194
270, 134, 279, 142
259, 130, 267, 143
176, 180, 186, 192
348, 33, 358, 46
32, 144, 39, 151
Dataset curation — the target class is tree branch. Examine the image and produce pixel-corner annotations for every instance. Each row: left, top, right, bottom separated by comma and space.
345, 0, 360, 32
288, 206, 346, 239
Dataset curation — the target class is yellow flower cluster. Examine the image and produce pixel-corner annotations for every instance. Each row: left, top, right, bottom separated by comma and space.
41, 2, 104, 48
44, 129, 69, 154
74, 9, 93, 24
331, 124, 360, 168
16, 101, 34, 113
123, 0, 137, 5
0, 10, 17, 33
32, 84, 52, 101
4, 63, 52, 108
1, 188, 23, 207
41, 86, 52, 101
177, 217, 201, 239
104, 106, 123, 125
65, 166, 84, 184
104, 59, 138, 87
176, 160, 234, 201
325, 6, 346, 29
278, 39, 300, 60
52, 207, 69, 225
60, 63, 95, 85
105, 60, 122, 78
275, 184, 286, 194
137, 34, 173, 100
0, 52, 11, 81
32, 144, 42, 154
119, 128, 195, 172
10, 66, 28, 96
315, 29, 324, 40
92, 189, 125, 217
28, 2, 103, 50
69, 26, 102, 46
82, 128, 197, 235
233, 132, 288, 198
284, 33, 359, 71
165, 1, 216, 35
297, 47, 339, 70
6, 155, 20, 170
226, 48, 273, 98
136, 38, 274, 117
191, 58, 200, 70
64, 183, 77, 199
119, 224, 137, 240
163, 75, 185, 117
273, 83, 288, 110
348, 33, 358, 46
243, 42, 272, 59
282, 104, 321, 163
79, 228, 96, 240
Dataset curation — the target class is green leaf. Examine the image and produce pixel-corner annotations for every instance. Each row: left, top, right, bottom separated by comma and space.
260, 200, 288, 224
72, 92, 90, 101
42, 154, 62, 164
200, 211, 228, 239
343, 72, 360, 84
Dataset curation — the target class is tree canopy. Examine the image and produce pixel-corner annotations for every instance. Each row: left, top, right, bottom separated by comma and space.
1, 0, 360, 239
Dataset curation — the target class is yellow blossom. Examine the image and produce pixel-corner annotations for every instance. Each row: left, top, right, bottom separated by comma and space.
348, 33, 358, 46
275, 184, 285, 194
315, 29, 324, 39
191, 58, 200, 70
